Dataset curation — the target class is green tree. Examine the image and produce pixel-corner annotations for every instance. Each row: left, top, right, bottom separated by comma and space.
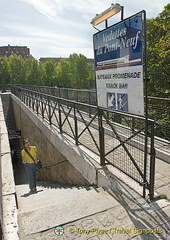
8, 55, 27, 84
0, 57, 10, 84
69, 53, 94, 89
56, 59, 71, 87
25, 58, 44, 85
69, 53, 79, 87
146, 4, 170, 138
42, 59, 57, 86
147, 3, 170, 97
1, 53, 95, 89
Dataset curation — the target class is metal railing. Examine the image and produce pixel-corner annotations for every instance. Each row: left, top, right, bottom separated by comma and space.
147, 97, 170, 141
11, 86, 156, 200
17, 85, 170, 141
20, 85, 97, 105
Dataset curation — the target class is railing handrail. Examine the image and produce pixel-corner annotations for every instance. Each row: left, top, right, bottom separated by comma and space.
15, 84, 170, 100
14, 84, 169, 142
12, 86, 156, 123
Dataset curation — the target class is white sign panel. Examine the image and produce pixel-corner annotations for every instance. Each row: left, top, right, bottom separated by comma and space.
93, 12, 145, 116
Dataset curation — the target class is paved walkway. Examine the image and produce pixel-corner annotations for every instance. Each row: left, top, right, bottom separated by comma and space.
14, 162, 170, 240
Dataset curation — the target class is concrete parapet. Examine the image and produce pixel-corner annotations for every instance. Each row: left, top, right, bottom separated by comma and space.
0, 95, 19, 239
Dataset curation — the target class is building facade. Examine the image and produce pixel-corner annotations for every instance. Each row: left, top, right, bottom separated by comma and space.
0, 45, 31, 59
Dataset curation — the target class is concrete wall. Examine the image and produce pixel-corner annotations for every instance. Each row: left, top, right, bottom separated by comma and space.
12, 94, 91, 185
0, 95, 19, 240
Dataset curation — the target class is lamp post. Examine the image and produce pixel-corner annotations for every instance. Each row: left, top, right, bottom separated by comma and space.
91, 3, 124, 29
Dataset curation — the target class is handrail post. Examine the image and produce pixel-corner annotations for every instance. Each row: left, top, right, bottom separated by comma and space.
58, 100, 62, 133
41, 95, 44, 119
74, 105, 78, 145
98, 108, 105, 166
67, 89, 69, 100
29, 91, 31, 108
89, 91, 92, 118
36, 93, 39, 115
149, 120, 156, 200
48, 96, 52, 125
76, 91, 78, 102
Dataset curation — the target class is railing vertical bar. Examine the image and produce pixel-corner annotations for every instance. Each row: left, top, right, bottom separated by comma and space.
48, 96, 52, 125
36, 93, 39, 115
149, 121, 156, 200
74, 105, 78, 145
89, 92, 92, 118
58, 100, 62, 133
98, 108, 105, 166
41, 95, 44, 119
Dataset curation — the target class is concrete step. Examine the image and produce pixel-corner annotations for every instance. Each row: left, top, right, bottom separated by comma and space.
16, 182, 106, 213
16, 181, 119, 238
37, 181, 105, 193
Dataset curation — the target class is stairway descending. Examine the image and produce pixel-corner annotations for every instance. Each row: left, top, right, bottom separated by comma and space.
15, 181, 119, 239
1, 94, 22, 164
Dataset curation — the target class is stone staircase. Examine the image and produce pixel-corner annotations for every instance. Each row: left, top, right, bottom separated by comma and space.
1, 93, 21, 164
15, 181, 119, 239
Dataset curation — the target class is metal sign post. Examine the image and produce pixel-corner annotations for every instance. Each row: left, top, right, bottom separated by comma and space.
92, 8, 155, 199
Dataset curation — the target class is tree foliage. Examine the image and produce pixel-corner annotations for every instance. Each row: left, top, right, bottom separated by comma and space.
8, 55, 27, 84
146, 4, 170, 137
25, 58, 43, 85
0, 53, 95, 89
42, 59, 57, 86
69, 53, 94, 89
147, 3, 170, 97
56, 59, 72, 88
0, 57, 10, 84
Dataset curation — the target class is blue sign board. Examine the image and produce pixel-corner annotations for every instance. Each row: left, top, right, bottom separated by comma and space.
8, 130, 21, 140
93, 11, 145, 116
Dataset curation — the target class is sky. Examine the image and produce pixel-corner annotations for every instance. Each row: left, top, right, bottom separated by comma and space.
0, 0, 169, 60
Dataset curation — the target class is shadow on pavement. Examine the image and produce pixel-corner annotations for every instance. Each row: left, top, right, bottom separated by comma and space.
20, 190, 44, 198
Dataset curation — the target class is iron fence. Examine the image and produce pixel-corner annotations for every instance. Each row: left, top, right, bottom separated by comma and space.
17, 85, 170, 141
12, 86, 156, 200
147, 97, 170, 141
19, 85, 97, 105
